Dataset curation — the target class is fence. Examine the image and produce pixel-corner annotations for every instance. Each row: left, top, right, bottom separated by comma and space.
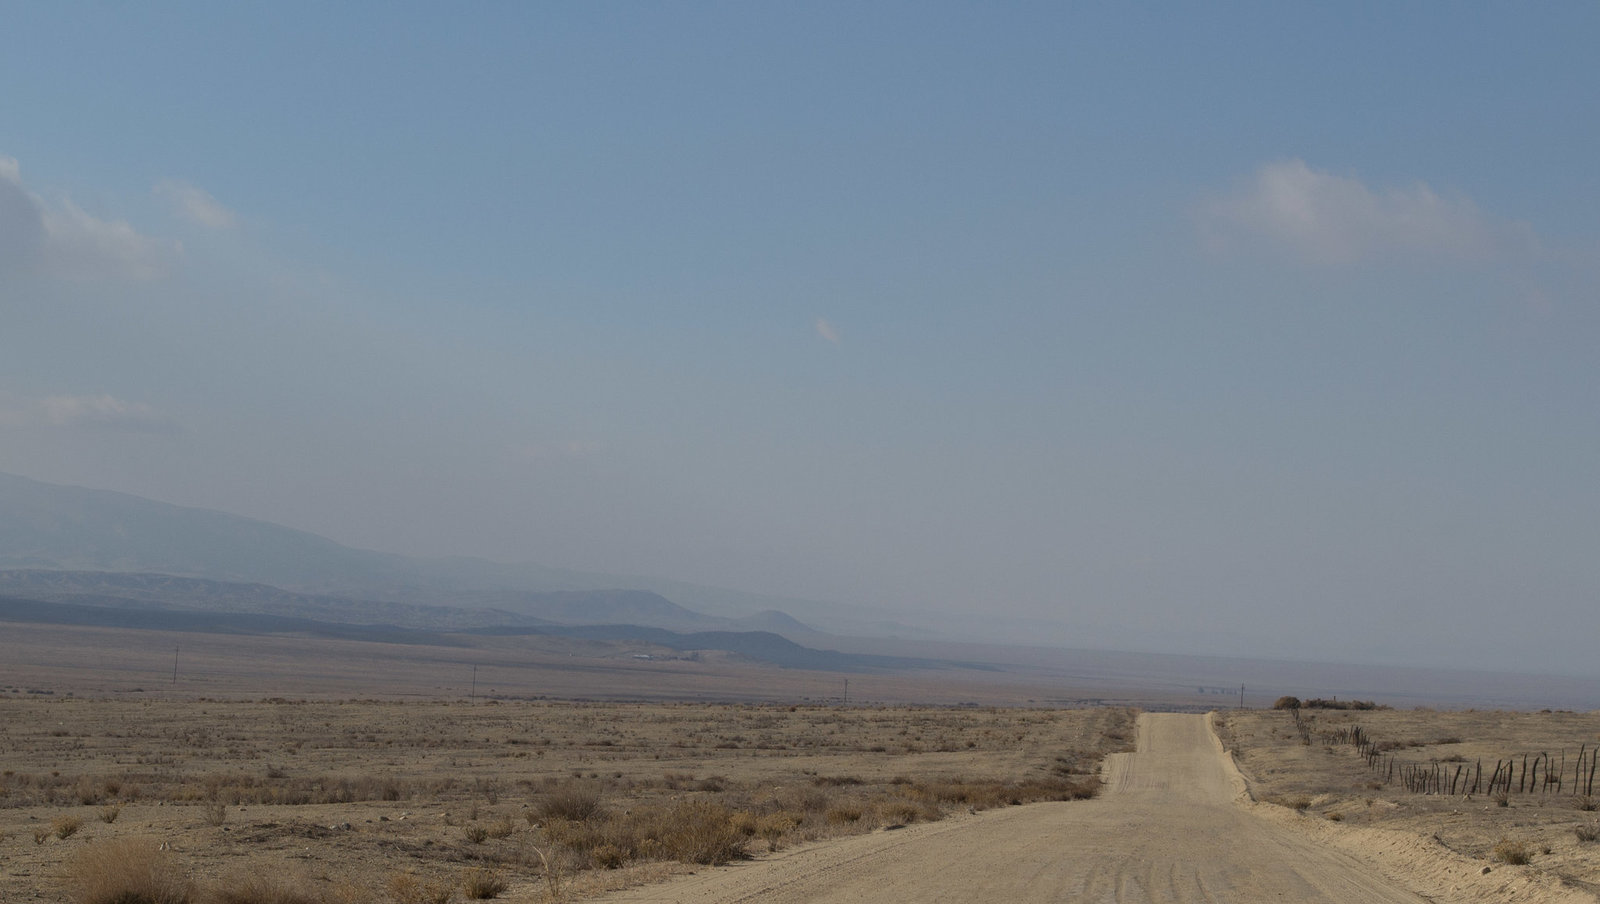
1320, 719, 1599, 799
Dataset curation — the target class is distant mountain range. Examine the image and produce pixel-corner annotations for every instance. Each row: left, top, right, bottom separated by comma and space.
0, 471, 971, 673
0, 470, 918, 637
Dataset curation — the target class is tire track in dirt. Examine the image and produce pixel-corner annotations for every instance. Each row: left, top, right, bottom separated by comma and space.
595, 713, 1437, 903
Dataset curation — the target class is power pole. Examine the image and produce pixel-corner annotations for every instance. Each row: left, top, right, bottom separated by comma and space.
172, 645, 180, 686
470, 665, 478, 701
843, 678, 849, 706
1239, 684, 1245, 709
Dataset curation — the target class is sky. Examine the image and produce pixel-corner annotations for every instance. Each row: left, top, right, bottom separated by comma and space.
2, 3, 1598, 675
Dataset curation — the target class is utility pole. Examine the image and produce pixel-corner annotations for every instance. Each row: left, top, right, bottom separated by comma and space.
843, 678, 849, 706
1239, 684, 1245, 709
172, 645, 180, 686
470, 665, 478, 701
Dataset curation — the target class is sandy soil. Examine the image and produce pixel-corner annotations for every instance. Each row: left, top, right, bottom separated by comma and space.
590, 713, 1459, 903
13, 696, 1595, 903
587, 713, 1600, 904
1217, 707, 1600, 901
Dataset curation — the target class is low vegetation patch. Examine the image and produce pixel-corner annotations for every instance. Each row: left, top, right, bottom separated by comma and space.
54, 814, 84, 839
388, 873, 454, 904
1300, 698, 1388, 711
206, 868, 330, 904
2, 698, 1134, 901
1493, 839, 1532, 865
69, 837, 193, 904
460, 868, 508, 900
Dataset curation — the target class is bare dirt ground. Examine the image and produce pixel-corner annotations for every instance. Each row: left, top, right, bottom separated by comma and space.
0, 697, 1128, 902
1216, 707, 1600, 902
0, 621, 1203, 708
592, 712, 1454, 904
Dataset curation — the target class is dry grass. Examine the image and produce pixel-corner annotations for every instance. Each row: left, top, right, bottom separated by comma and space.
53, 814, 84, 839
387, 873, 453, 904
542, 798, 748, 867
1493, 839, 1532, 865
538, 785, 605, 822
460, 868, 508, 900
202, 799, 228, 827
1218, 708, 1600, 891
1, 698, 1132, 903
206, 868, 330, 904
68, 837, 193, 904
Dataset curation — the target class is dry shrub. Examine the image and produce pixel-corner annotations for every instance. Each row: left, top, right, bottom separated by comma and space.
461, 823, 489, 844
177, 772, 408, 807
1493, 839, 1531, 865
543, 799, 748, 867
55, 814, 85, 838
878, 799, 940, 825
732, 811, 798, 850
771, 786, 830, 819
387, 873, 453, 904
205, 867, 326, 904
203, 799, 228, 827
656, 800, 748, 865
589, 842, 627, 869
461, 868, 508, 900
484, 815, 517, 839
69, 837, 193, 904
898, 776, 1095, 813
77, 775, 104, 805
1575, 823, 1600, 843
1040, 776, 1100, 801
914, 780, 1004, 808
320, 885, 371, 904
538, 785, 604, 822
825, 804, 864, 826
100, 804, 124, 824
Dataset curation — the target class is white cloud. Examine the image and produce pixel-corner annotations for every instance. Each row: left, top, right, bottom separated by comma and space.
0, 158, 46, 274
155, 179, 236, 229
0, 390, 180, 434
1198, 160, 1515, 265
814, 317, 841, 344
0, 156, 179, 281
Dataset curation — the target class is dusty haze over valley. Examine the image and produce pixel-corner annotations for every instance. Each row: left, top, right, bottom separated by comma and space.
4, 7, 1600, 902
3, 5, 1599, 682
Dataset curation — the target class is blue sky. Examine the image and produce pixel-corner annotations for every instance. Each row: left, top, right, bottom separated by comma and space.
3, 3, 1598, 674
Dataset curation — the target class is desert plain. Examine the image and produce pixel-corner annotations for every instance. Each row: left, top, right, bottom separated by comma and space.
4, 626, 1600, 903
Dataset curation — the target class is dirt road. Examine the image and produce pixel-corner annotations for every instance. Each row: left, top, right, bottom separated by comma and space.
596, 712, 1430, 903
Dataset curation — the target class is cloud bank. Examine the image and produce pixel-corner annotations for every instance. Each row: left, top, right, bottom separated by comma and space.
155, 179, 236, 229
0, 157, 178, 280
1198, 160, 1524, 265
0, 390, 179, 434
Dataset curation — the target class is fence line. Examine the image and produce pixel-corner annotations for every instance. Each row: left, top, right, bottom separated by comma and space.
1311, 717, 1598, 799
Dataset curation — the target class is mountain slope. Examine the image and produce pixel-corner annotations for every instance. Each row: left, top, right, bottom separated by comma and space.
0, 472, 824, 632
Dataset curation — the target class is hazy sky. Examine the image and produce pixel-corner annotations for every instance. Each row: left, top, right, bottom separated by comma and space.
3, 3, 1598, 674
